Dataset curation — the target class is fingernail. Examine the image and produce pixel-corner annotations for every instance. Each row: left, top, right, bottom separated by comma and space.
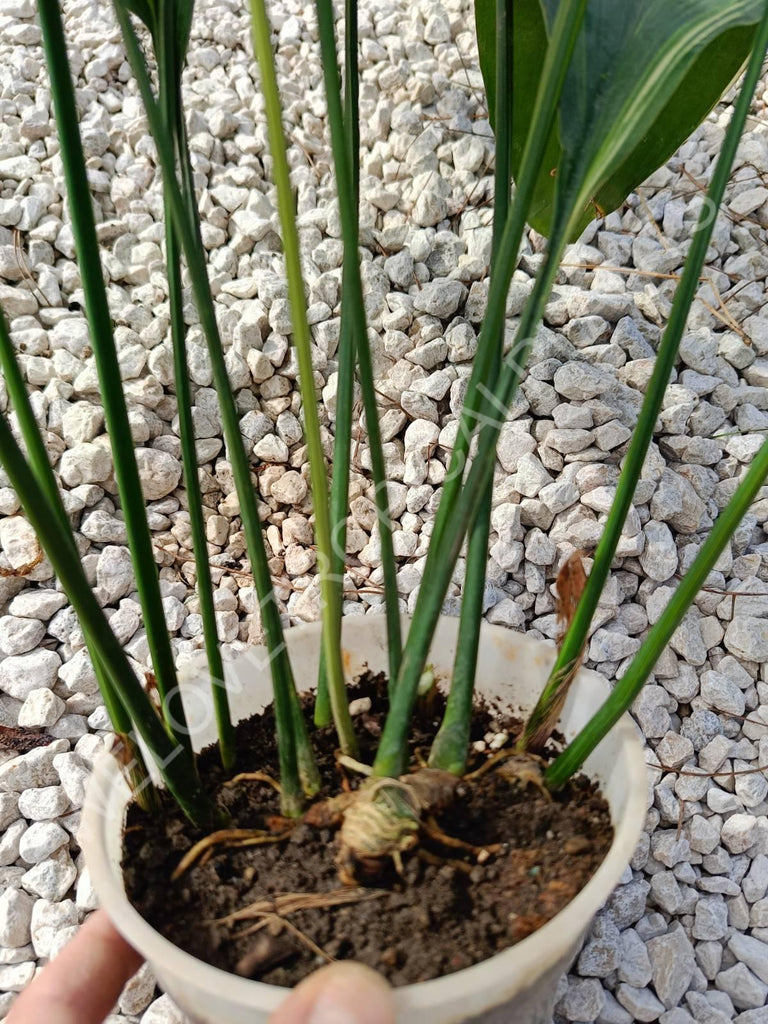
307, 994, 362, 1024
305, 964, 395, 1024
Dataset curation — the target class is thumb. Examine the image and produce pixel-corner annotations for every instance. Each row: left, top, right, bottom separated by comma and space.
269, 961, 396, 1024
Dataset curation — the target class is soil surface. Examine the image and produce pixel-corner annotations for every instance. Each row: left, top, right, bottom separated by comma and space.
123, 675, 612, 987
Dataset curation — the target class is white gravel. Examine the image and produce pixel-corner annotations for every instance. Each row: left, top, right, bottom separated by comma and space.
0, 0, 767, 1020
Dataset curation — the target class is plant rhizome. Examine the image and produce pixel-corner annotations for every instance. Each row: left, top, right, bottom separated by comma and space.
123, 674, 612, 987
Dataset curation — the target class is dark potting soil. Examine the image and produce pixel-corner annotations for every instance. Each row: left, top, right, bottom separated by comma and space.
123, 674, 612, 987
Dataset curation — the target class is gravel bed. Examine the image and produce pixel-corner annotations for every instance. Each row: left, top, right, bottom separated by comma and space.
0, 0, 767, 1020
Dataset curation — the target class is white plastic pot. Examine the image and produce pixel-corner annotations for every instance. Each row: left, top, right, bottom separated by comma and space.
81, 615, 646, 1024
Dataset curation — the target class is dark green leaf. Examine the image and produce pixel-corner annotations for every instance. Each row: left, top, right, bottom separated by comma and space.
175, 0, 194, 69
116, 0, 156, 33
477, 0, 763, 238
115, 0, 194, 82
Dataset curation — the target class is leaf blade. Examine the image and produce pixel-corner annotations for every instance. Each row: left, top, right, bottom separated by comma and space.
478, 0, 764, 237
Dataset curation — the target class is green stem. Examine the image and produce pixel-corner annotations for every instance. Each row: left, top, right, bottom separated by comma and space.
0, 311, 156, 808
430, 0, 513, 776
39, 0, 191, 754
314, 0, 402, 690
315, 0, 360, 728
315, 261, 357, 727
248, 0, 358, 759
0, 412, 211, 826
520, 6, 768, 753
157, 11, 235, 773
113, 2, 311, 814
373, 0, 587, 778
287, 683, 321, 795
421, 0, 586, 579
186, 109, 320, 797
546, 437, 768, 789
345, 0, 360, 202
376, 196, 575, 778
166, 165, 235, 773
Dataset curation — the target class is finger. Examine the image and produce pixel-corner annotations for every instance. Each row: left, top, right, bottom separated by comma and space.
7, 909, 143, 1024
269, 961, 396, 1024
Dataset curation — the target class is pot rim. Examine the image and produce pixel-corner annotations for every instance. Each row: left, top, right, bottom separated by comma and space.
81, 617, 647, 1016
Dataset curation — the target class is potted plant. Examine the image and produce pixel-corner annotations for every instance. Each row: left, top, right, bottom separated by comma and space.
1, 0, 767, 1021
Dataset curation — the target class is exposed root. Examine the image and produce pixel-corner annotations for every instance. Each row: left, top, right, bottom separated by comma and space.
422, 815, 503, 860
172, 828, 293, 881
232, 913, 336, 966
303, 768, 485, 882
413, 746, 430, 768
417, 848, 474, 874
304, 790, 355, 828
495, 754, 551, 800
198, 849, 215, 870
268, 914, 334, 963
336, 754, 373, 777
464, 748, 551, 799
213, 889, 388, 969
232, 916, 273, 940
223, 771, 282, 793
464, 747, 525, 781
302, 755, 553, 883
211, 887, 387, 928
202, 750, 547, 894
265, 814, 296, 831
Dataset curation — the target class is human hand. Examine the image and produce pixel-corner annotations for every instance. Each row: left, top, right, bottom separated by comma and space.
6, 909, 143, 1024
268, 960, 395, 1024
7, 909, 396, 1024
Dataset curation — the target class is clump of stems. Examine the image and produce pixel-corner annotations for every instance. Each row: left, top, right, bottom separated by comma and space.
0, 0, 765, 835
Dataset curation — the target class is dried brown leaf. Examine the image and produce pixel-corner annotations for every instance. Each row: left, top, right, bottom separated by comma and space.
144, 671, 160, 707
555, 551, 587, 638
114, 734, 134, 768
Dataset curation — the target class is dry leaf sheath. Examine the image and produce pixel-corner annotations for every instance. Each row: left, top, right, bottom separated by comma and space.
517, 552, 588, 754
